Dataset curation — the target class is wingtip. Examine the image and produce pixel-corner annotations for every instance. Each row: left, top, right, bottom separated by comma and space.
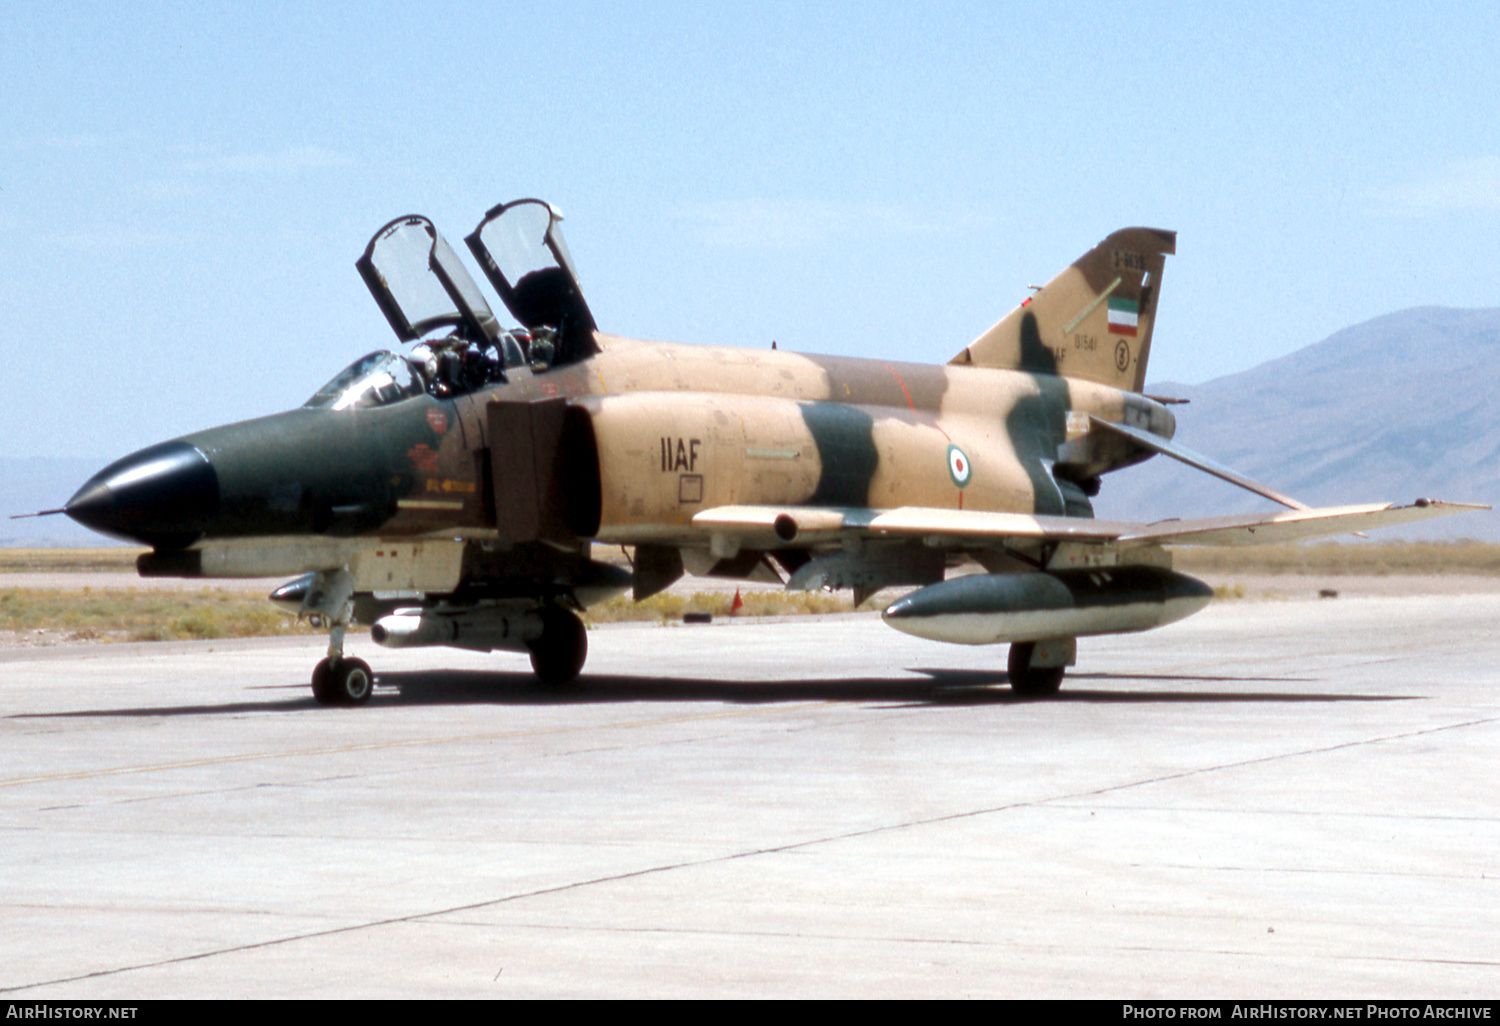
1408, 499, 1491, 511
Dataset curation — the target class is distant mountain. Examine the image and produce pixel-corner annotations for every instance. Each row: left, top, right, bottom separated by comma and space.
1094, 307, 1500, 540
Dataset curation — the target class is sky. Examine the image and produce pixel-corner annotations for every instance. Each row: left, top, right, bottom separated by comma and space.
4, 1, 1500, 462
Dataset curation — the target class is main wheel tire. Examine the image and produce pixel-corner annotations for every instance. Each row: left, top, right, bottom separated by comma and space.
333, 658, 374, 705
311, 658, 339, 705
1007, 642, 1065, 697
527, 607, 588, 685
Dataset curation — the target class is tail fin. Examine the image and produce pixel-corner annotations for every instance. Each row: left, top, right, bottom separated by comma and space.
950, 227, 1176, 392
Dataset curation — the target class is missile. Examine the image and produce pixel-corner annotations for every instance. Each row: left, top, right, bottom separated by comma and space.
268, 572, 317, 614
881, 566, 1213, 645
371, 607, 546, 652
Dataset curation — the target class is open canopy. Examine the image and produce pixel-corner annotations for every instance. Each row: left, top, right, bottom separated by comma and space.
356, 215, 501, 346
467, 199, 597, 365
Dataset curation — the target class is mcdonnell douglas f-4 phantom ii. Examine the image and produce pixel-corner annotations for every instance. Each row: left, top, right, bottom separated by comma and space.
49, 199, 1483, 703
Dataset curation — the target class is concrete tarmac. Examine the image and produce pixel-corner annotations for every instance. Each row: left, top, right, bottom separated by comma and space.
1, 594, 1497, 998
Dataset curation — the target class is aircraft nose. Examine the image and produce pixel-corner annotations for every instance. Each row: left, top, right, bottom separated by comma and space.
65, 441, 220, 549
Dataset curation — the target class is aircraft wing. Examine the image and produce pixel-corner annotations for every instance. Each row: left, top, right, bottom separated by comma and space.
1112, 501, 1487, 546
691, 500, 1485, 550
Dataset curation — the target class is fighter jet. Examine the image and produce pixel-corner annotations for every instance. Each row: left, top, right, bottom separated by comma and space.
50, 199, 1482, 703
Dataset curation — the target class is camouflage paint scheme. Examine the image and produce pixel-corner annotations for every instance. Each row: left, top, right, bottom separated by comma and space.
62, 205, 1480, 700
148, 227, 1176, 560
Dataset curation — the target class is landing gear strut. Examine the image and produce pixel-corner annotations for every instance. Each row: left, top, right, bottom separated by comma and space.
1007, 640, 1068, 697
295, 568, 374, 706
527, 606, 588, 685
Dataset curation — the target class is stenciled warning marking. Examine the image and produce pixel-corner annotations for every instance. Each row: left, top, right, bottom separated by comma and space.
947, 444, 973, 488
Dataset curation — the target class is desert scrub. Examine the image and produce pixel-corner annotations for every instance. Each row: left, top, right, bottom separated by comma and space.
0, 588, 316, 642
1174, 540, 1500, 576
0, 548, 146, 573
10, 541, 1500, 578
583, 589, 855, 624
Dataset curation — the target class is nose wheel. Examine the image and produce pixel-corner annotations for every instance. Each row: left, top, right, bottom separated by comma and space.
312, 656, 374, 705
310, 605, 374, 705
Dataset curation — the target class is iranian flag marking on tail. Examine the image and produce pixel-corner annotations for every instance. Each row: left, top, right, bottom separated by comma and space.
1107, 296, 1139, 336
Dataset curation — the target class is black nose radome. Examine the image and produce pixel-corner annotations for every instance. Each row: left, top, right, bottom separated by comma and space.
66, 442, 219, 549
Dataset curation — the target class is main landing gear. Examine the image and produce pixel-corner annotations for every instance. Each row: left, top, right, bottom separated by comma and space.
527, 606, 588, 685
1007, 639, 1071, 697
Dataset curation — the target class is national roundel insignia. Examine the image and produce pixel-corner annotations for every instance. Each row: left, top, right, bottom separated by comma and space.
947, 444, 973, 488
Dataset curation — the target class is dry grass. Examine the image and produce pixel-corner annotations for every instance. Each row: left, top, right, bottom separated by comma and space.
584, 589, 855, 624
0, 547, 146, 572
5, 540, 1497, 644
7, 541, 1499, 579
1173, 540, 1500, 576
0, 587, 315, 643
0, 585, 857, 645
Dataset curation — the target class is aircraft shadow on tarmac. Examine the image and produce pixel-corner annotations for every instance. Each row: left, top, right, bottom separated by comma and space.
12, 668, 1417, 719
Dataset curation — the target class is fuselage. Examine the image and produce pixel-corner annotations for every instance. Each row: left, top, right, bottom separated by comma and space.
55, 210, 1234, 700
64, 333, 1173, 559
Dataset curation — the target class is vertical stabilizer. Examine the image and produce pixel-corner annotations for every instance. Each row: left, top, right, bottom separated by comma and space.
951, 227, 1176, 392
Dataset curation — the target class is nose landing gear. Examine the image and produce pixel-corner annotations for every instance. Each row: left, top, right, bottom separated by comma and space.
312, 652, 374, 705
290, 568, 375, 706
311, 615, 375, 705
280, 567, 592, 703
